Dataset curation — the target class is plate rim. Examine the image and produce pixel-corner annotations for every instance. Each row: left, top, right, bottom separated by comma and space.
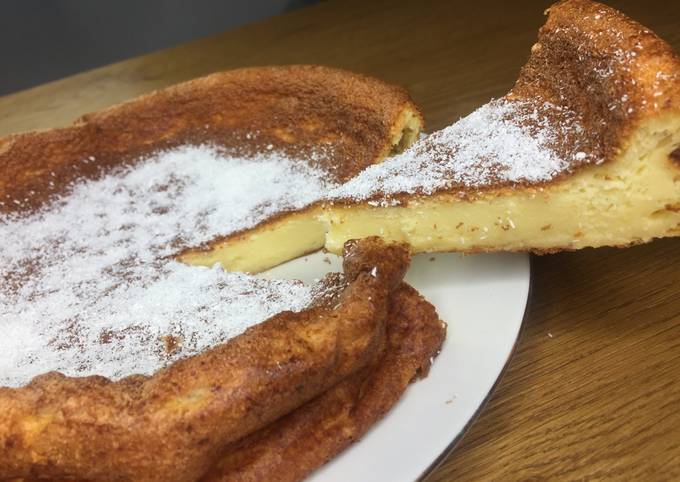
416, 255, 534, 481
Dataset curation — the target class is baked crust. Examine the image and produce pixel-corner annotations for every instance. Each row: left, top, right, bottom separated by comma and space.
0, 65, 422, 216
509, 0, 680, 177
0, 238, 413, 481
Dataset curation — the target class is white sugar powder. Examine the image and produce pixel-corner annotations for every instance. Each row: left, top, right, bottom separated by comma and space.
332, 99, 583, 200
0, 146, 331, 387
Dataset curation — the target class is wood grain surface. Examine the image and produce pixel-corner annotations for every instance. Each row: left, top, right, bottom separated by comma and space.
1, 0, 679, 480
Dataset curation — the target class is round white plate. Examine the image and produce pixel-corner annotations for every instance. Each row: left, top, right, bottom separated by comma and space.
261, 250, 530, 481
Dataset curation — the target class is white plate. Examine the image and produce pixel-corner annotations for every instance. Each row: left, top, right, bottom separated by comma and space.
262, 250, 530, 481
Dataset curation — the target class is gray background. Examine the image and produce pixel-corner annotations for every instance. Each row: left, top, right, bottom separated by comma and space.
0, 0, 317, 96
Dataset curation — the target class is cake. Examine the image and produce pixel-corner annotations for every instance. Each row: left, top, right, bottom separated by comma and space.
0, 67, 432, 480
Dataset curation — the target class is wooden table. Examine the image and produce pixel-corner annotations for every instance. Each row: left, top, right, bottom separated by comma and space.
1, 0, 678, 479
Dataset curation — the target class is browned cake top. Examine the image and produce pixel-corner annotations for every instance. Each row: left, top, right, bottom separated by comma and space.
511, 0, 680, 169
0, 66, 420, 387
0, 65, 420, 216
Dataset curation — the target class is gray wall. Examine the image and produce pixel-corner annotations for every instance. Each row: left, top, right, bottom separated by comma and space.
0, 0, 317, 96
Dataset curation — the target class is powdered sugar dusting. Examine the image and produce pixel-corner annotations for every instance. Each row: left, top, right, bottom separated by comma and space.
0, 146, 331, 387
332, 99, 587, 202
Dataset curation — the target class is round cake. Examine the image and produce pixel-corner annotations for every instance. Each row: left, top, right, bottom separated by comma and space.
0, 66, 430, 481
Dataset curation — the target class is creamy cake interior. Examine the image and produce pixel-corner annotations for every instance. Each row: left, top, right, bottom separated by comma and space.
323, 110, 680, 254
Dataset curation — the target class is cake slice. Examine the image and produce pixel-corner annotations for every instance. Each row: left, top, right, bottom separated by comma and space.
183, 0, 680, 272
319, 0, 680, 255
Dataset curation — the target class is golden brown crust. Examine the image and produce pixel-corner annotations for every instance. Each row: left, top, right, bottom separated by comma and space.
0, 65, 422, 216
524, 0, 680, 111
201, 283, 446, 482
0, 238, 411, 482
